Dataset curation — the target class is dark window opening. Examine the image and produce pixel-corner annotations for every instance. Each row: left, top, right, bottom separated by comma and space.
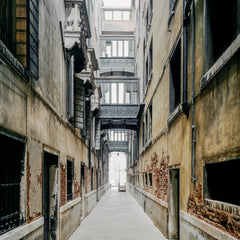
67, 160, 74, 201
149, 103, 152, 140
149, 173, 152, 187
205, 159, 240, 206
0, 133, 25, 235
205, 0, 238, 70
169, 40, 181, 113
0, 0, 39, 78
149, 39, 153, 76
145, 57, 149, 88
142, 121, 145, 147
0, 0, 16, 54
91, 168, 94, 191
145, 172, 148, 186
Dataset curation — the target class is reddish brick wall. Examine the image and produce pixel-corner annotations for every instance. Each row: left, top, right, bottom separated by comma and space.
187, 183, 240, 239
60, 162, 66, 206
146, 151, 169, 202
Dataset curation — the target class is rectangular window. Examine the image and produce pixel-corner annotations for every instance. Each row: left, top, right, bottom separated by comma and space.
112, 41, 117, 57
126, 92, 131, 104
104, 83, 110, 104
145, 113, 148, 144
106, 41, 112, 57
0, 133, 24, 235
104, 10, 113, 20
133, 91, 138, 104
149, 39, 153, 76
67, 160, 74, 201
145, 57, 149, 87
0, 0, 39, 79
145, 172, 148, 186
118, 83, 124, 103
205, 159, 240, 206
142, 121, 145, 147
205, 0, 238, 70
123, 11, 131, 20
149, 173, 152, 187
91, 168, 94, 191
118, 41, 123, 57
124, 41, 129, 57
169, 40, 181, 113
111, 83, 117, 103
113, 11, 122, 20
149, 103, 152, 139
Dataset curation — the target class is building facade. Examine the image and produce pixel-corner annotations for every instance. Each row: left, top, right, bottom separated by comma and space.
0, 0, 106, 239
128, 0, 240, 239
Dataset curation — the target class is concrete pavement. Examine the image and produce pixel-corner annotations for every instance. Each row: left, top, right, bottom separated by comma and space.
68, 188, 167, 240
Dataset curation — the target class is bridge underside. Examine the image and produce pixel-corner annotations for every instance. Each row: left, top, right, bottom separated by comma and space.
99, 104, 144, 130
100, 119, 139, 130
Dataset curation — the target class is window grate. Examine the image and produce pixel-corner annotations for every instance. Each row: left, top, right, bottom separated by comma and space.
0, 133, 24, 236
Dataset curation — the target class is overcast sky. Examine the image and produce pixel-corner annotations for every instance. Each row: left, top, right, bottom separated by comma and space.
102, 0, 131, 8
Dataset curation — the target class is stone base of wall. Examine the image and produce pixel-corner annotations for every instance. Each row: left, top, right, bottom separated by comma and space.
128, 184, 168, 238
0, 218, 44, 240
60, 198, 81, 240
180, 211, 238, 240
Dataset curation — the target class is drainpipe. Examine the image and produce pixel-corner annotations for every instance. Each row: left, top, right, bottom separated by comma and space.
190, 0, 196, 183
88, 98, 92, 169
182, 0, 190, 117
183, 0, 196, 182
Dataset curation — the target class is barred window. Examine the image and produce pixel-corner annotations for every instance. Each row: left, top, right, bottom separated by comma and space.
67, 160, 74, 201
0, 133, 25, 235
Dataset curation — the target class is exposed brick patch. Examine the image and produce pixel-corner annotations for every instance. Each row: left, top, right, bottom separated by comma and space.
60, 162, 66, 206
187, 183, 240, 239
146, 151, 169, 202
37, 153, 43, 186
28, 212, 41, 223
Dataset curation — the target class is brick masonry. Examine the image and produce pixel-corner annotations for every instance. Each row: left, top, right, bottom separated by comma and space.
146, 151, 169, 202
60, 162, 67, 206
187, 183, 240, 239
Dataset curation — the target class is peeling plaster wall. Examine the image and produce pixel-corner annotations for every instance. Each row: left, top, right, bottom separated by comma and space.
0, 0, 103, 239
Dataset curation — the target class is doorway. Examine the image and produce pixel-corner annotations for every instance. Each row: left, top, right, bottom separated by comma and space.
80, 163, 85, 218
43, 151, 59, 240
168, 169, 180, 240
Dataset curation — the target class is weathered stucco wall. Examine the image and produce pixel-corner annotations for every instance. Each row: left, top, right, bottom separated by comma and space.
133, 0, 240, 239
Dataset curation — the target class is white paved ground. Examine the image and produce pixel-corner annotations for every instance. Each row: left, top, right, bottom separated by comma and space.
68, 188, 167, 240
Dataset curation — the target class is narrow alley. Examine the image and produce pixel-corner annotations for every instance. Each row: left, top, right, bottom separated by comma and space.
0, 0, 240, 239
69, 189, 167, 240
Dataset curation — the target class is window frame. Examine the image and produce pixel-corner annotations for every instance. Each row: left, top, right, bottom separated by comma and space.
67, 159, 74, 201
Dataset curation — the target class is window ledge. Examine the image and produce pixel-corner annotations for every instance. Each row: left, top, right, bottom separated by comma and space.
204, 199, 240, 216
60, 197, 81, 213
0, 40, 28, 81
200, 34, 240, 90
85, 189, 97, 198
0, 217, 44, 240
167, 104, 182, 126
